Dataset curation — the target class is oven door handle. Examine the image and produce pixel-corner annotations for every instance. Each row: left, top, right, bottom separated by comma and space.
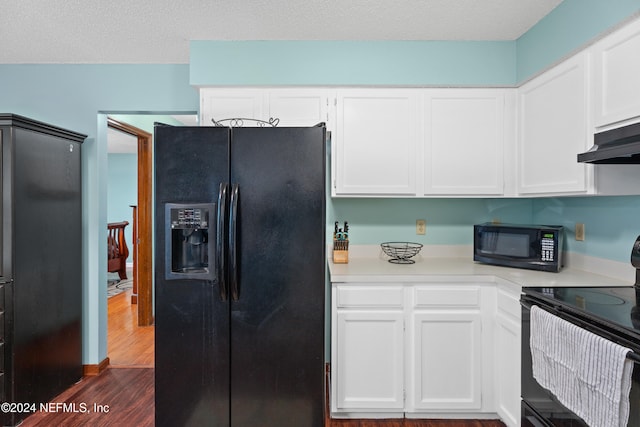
627, 351, 640, 363
523, 297, 640, 364
520, 300, 533, 310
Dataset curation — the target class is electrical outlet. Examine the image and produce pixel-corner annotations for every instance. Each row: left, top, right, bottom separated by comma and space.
575, 223, 585, 241
416, 219, 426, 235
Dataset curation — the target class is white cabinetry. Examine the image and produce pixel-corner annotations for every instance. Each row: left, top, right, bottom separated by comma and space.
200, 88, 329, 127
423, 89, 512, 196
494, 285, 522, 427
517, 52, 591, 195
334, 89, 418, 196
267, 89, 330, 126
592, 18, 640, 128
200, 88, 264, 126
331, 282, 496, 419
331, 285, 405, 417
333, 88, 513, 197
407, 286, 483, 412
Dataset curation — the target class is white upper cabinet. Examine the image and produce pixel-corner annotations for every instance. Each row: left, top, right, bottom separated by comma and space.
267, 89, 329, 127
517, 52, 592, 195
423, 89, 510, 196
592, 17, 640, 128
200, 88, 265, 126
199, 16, 640, 199
200, 88, 329, 128
333, 88, 512, 197
334, 89, 418, 196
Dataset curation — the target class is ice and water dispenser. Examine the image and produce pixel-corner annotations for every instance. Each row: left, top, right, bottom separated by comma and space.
165, 203, 216, 281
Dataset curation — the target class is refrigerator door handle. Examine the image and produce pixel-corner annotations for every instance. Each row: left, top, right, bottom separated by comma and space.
217, 183, 229, 301
229, 184, 239, 301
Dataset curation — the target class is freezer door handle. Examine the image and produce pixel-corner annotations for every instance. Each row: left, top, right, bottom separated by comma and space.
217, 182, 229, 301
229, 184, 239, 301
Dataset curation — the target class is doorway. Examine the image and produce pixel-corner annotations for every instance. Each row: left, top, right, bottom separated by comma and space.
107, 117, 153, 327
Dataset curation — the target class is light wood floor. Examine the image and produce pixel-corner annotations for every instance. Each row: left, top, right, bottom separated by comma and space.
107, 288, 154, 367
19, 288, 505, 427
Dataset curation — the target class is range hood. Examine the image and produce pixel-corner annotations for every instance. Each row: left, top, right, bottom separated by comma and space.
578, 122, 640, 164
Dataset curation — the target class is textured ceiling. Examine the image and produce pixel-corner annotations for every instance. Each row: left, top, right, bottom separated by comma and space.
0, 0, 562, 64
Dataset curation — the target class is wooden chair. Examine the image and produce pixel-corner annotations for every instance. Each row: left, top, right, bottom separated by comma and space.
108, 221, 130, 280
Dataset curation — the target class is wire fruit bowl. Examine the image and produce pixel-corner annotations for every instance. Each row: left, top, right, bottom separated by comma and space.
380, 242, 423, 264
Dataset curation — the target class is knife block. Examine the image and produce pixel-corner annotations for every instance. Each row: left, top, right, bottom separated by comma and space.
332, 238, 349, 264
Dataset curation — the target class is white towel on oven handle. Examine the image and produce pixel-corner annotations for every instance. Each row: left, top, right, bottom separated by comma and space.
530, 304, 634, 427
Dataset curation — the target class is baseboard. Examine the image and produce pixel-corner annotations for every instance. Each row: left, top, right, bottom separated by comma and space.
83, 357, 110, 376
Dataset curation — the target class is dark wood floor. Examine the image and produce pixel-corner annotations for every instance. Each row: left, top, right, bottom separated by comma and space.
19, 288, 505, 427
20, 367, 154, 427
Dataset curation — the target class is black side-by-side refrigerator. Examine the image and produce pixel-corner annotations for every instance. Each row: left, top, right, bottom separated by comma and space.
154, 124, 326, 427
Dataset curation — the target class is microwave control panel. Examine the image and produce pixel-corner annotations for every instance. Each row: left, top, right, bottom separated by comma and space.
541, 232, 556, 261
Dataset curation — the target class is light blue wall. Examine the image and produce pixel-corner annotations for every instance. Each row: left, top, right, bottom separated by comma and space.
190, 40, 517, 86
107, 154, 137, 264
516, 0, 640, 83
330, 198, 533, 245
0, 64, 198, 365
533, 196, 640, 262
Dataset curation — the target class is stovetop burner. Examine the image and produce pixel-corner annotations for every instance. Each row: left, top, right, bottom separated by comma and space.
527, 286, 640, 336
526, 235, 640, 337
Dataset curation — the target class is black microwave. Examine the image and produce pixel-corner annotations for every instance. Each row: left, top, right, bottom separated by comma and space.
473, 223, 564, 272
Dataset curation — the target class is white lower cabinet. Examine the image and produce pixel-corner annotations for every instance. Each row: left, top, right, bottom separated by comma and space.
331, 283, 499, 420
335, 310, 404, 411
409, 310, 482, 410
331, 285, 405, 417
495, 286, 522, 427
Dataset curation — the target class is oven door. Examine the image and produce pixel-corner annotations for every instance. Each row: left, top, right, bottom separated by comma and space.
521, 299, 590, 427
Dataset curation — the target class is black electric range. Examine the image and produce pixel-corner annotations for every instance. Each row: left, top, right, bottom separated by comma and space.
521, 285, 640, 426
524, 285, 640, 344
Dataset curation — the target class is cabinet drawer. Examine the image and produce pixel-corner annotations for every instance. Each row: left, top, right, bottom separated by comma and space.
414, 286, 480, 308
336, 286, 404, 308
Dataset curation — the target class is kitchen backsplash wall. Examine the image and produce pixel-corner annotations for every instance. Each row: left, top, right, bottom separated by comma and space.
329, 197, 533, 245
533, 195, 640, 263
329, 195, 640, 264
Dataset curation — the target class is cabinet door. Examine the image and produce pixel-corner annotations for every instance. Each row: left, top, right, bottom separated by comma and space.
409, 310, 482, 411
423, 89, 506, 195
517, 52, 591, 195
200, 88, 265, 126
335, 310, 405, 410
268, 89, 329, 127
495, 312, 521, 427
593, 18, 640, 127
334, 89, 418, 196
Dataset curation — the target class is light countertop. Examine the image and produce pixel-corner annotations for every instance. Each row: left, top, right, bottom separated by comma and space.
328, 249, 632, 289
